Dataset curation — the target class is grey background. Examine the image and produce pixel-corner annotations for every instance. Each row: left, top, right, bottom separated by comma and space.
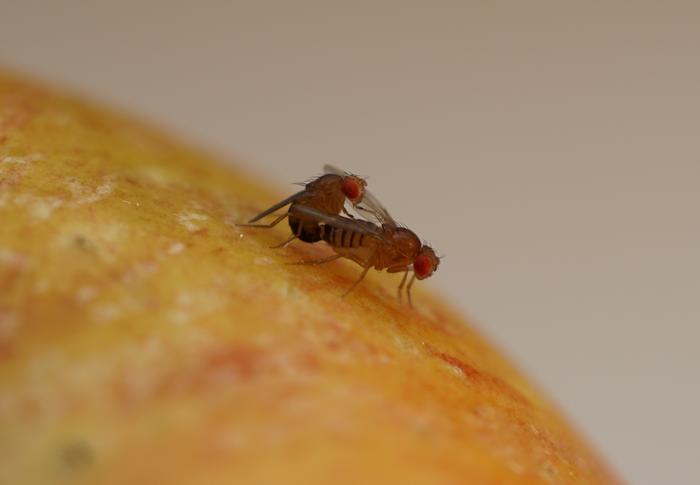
2, 2, 699, 483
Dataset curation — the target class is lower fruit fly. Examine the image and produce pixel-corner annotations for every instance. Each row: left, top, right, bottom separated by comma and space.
290, 200, 440, 306
238, 166, 367, 247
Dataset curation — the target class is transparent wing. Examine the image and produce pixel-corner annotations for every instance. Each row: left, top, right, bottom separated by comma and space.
290, 205, 382, 237
356, 189, 396, 227
323, 164, 348, 176
323, 164, 396, 226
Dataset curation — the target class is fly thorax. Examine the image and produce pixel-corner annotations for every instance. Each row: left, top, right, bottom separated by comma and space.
379, 227, 420, 269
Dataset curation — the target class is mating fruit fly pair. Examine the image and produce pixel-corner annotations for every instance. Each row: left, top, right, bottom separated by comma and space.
239, 165, 440, 305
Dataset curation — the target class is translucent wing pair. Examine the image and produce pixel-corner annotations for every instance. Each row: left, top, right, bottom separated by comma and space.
322, 164, 396, 227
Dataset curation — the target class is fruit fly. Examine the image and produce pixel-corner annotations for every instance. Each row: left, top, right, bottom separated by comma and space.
291, 194, 440, 306
238, 166, 367, 247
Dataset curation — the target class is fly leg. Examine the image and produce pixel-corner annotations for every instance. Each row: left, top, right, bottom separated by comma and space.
342, 263, 372, 297
386, 266, 411, 303
272, 217, 308, 249
396, 269, 410, 303
342, 249, 379, 297
237, 212, 287, 228
405, 272, 417, 308
270, 233, 296, 249
288, 254, 342, 265
238, 212, 297, 248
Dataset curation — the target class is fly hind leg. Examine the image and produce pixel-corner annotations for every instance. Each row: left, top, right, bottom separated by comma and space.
272, 217, 309, 249
238, 212, 299, 249
237, 212, 287, 229
270, 233, 297, 249
288, 254, 342, 265
342, 264, 372, 297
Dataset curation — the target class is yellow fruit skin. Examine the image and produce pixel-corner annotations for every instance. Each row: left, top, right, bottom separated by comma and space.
0, 71, 620, 485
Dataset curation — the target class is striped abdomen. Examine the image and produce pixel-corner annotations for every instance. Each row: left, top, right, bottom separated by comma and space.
289, 215, 322, 243
320, 223, 365, 249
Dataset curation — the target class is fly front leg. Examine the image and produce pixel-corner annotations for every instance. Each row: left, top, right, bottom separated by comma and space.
397, 269, 410, 303
406, 273, 417, 308
387, 266, 410, 303
342, 207, 357, 218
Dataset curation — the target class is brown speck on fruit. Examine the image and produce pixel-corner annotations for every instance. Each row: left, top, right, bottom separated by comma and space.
73, 235, 92, 251
60, 439, 95, 471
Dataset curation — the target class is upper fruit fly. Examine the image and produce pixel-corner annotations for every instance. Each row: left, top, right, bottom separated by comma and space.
238, 166, 367, 247
290, 190, 440, 306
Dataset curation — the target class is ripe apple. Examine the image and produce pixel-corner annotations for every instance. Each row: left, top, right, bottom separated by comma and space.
0, 71, 620, 485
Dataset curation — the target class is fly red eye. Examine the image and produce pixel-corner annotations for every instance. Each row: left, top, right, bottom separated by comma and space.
341, 178, 361, 202
413, 254, 433, 279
